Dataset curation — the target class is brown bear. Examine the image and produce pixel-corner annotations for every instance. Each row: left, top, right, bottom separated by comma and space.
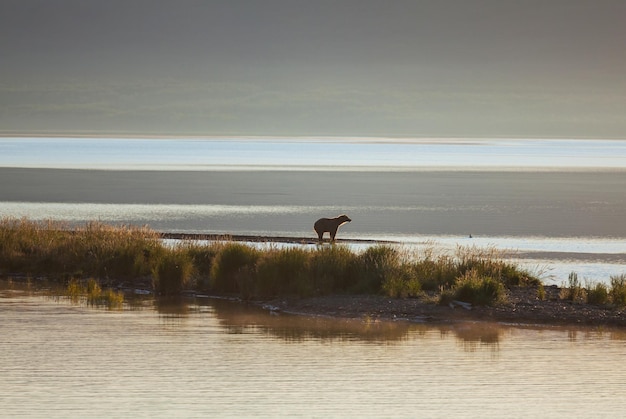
314, 214, 351, 242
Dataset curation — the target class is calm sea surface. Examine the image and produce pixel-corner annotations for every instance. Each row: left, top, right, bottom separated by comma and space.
1, 137, 625, 284
2, 285, 626, 419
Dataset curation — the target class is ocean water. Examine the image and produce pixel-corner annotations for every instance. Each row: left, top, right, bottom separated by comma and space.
1, 137, 625, 284
3, 288, 626, 419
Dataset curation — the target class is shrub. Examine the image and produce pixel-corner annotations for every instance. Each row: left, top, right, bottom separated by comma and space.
610, 274, 626, 306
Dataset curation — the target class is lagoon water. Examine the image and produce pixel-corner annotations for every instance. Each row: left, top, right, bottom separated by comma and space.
2, 137, 626, 417
1, 137, 625, 285
2, 286, 626, 418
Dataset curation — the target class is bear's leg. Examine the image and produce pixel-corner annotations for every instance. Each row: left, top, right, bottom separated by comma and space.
330, 228, 338, 241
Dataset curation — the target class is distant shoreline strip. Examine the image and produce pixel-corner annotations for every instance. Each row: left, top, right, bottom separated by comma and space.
159, 232, 395, 245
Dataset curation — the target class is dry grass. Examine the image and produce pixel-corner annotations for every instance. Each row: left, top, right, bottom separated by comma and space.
0, 218, 546, 304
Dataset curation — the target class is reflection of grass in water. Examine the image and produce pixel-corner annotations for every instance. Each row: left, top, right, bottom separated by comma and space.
207, 297, 505, 347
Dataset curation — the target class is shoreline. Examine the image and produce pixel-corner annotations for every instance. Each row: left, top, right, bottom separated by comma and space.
160, 232, 395, 245
160, 233, 626, 328
3, 222, 626, 329
257, 286, 626, 329
4, 274, 626, 329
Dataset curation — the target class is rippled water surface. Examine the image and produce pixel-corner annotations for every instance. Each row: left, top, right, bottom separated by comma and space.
2, 286, 625, 418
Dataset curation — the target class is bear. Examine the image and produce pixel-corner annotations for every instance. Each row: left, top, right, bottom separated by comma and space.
314, 214, 352, 242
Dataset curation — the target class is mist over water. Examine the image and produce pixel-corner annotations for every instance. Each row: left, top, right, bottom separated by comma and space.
2, 137, 626, 170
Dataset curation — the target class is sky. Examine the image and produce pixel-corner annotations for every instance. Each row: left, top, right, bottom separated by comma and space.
1, 0, 625, 138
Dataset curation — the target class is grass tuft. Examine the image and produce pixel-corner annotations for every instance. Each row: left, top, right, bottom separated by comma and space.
65, 277, 124, 309
610, 274, 626, 306
561, 272, 586, 303
586, 281, 609, 305
450, 269, 506, 306
209, 242, 260, 295
152, 248, 195, 296
256, 247, 311, 297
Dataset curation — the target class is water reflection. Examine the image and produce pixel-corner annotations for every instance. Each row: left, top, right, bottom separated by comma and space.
157, 295, 626, 348
152, 295, 503, 350
4, 284, 626, 418
447, 323, 502, 352
4, 279, 626, 349
208, 297, 416, 342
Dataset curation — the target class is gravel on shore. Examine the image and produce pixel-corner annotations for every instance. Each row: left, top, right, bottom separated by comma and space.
260, 285, 626, 329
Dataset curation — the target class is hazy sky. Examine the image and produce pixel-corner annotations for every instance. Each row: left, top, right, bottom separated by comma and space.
1, 0, 625, 138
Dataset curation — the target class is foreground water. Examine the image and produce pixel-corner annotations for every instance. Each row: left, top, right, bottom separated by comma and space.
1, 137, 625, 284
2, 286, 625, 418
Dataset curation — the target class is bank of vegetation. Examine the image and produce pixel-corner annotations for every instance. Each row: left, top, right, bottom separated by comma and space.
2, 218, 626, 310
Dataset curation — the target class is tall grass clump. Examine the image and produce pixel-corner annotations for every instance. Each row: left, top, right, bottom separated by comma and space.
610, 274, 626, 306
443, 268, 506, 306
74, 221, 163, 279
455, 245, 539, 287
586, 281, 609, 305
209, 243, 260, 295
356, 245, 421, 297
0, 218, 163, 280
356, 245, 408, 295
152, 248, 195, 295
381, 267, 422, 298
412, 246, 538, 292
255, 247, 311, 297
308, 245, 358, 294
561, 271, 586, 303
177, 242, 220, 291
412, 254, 458, 290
